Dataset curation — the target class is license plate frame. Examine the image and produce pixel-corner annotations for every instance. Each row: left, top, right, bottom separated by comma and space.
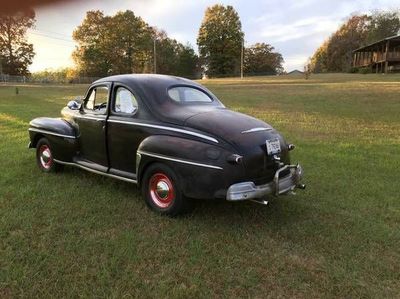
266, 138, 281, 155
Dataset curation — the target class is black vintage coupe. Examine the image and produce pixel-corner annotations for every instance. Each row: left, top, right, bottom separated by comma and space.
29, 74, 305, 215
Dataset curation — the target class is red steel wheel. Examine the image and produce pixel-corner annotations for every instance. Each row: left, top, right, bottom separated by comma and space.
35, 137, 62, 173
148, 173, 175, 208
38, 144, 53, 170
142, 163, 192, 216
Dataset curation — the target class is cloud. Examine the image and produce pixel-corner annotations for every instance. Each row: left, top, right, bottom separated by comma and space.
259, 16, 339, 43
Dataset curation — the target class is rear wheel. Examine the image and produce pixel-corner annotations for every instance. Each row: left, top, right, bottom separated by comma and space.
36, 138, 62, 173
142, 163, 191, 216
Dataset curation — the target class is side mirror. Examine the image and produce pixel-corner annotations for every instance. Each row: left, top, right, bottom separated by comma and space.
67, 100, 82, 110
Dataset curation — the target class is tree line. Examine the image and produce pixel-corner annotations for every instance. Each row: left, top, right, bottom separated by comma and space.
309, 10, 400, 73
0, 4, 284, 78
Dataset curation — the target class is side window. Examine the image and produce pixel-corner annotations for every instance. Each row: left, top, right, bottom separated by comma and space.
85, 90, 95, 110
168, 86, 213, 103
114, 87, 138, 114
84, 86, 109, 113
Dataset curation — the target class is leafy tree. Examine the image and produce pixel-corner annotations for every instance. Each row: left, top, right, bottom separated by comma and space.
73, 10, 154, 76
153, 30, 179, 75
197, 4, 244, 77
72, 10, 111, 77
244, 43, 284, 75
366, 10, 400, 44
175, 43, 198, 78
326, 15, 370, 72
154, 30, 198, 78
309, 42, 328, 73
73, 10, 198, 78
107, 11, 154, 74
0, 9, 36, 75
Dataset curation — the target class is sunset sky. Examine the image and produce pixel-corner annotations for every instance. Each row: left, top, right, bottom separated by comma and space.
27, 0, 399, 73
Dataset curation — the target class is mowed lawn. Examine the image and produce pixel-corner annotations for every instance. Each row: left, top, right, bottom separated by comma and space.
0, 73, 399, 298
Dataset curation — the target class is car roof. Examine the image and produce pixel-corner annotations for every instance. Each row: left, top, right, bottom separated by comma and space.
92, 74, 224, 126
93, 74, 196, 88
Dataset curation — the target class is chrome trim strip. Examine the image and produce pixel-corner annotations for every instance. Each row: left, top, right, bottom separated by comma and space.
241, 127, 272, 134
53, 159, 137, 184
74, 115, 106, 121
28, 128, 76, 139
137, 150, 223, 170
108, 119, 219, 143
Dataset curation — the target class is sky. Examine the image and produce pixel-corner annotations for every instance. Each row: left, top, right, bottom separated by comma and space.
27, 0, 399, 73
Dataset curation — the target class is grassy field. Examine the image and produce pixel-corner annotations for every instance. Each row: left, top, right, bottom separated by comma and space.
0, 73, 399, 298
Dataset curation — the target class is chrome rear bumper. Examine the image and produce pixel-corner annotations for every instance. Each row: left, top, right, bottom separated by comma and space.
226, 164, 304, 201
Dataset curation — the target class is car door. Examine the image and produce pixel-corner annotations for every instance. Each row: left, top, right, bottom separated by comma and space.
107, 84, 146, 179
75, 83, 110, 171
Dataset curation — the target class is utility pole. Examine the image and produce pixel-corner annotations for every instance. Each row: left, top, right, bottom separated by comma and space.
153, 38, 157, 74
0, 56, 3, 83
240, 39, 244, 79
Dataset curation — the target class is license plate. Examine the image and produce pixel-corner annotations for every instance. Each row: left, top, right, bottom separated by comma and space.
266, 139, 281, 155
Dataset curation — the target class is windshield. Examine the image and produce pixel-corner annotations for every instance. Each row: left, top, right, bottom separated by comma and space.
168, 86, 213, 103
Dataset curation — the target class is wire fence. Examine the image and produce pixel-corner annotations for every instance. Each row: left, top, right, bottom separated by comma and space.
0, 72, 286, 84
0, 74, 100, 84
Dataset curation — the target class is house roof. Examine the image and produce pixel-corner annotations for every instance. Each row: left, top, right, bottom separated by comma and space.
353, 35, 400, 52
287, 70, 304, 75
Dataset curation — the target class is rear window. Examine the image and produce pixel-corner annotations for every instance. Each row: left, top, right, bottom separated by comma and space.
168, 86, 213, 103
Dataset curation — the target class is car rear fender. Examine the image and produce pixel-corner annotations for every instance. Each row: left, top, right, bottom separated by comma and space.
136, 135, 244, 198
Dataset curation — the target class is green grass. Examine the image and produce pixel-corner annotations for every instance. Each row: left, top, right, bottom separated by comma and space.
0, 73, 399, 298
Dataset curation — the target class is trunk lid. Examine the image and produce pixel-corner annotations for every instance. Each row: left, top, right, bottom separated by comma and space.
185, 109, 291, 184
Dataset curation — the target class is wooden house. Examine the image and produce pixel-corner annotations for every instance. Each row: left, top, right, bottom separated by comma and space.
352, 35, 400, 73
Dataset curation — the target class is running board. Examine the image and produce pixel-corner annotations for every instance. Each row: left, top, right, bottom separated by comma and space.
54, 159, 137, 184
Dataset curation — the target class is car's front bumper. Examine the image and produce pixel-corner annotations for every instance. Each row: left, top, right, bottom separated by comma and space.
226, 164, 304, 201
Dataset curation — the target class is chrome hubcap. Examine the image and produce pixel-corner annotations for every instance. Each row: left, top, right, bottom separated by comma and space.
149, 173, 175, 208
39, 145, 52, 169
156, 181, 170, 199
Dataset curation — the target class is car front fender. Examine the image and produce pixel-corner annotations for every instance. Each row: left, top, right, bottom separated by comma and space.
28, 117, 77, 161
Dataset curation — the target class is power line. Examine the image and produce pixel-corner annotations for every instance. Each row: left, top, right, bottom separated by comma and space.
32, 28, 73, 39
28, 30, 75, 44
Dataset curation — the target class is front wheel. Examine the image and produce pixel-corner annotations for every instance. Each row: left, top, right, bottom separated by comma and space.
142, 163, 192, 216
36, 138, 63, 173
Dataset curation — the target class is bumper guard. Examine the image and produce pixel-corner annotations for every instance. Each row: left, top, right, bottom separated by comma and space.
226, 164, 304, 201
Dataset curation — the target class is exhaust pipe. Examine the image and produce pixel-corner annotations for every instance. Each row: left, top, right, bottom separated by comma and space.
249, 199, 269, 206
297, 184, 306, 190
